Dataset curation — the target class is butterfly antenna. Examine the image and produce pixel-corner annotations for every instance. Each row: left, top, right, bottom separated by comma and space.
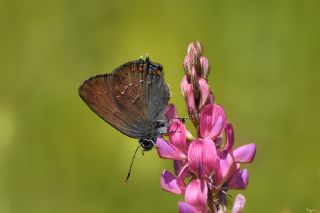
124, 145, 140, 185
169, 116, 191, 123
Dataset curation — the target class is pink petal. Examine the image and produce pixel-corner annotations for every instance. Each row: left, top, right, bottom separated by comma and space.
208, 91, 215, 104
183, 56, 192, 76
165, 104, 178, 120
186, 93, 196, 113
231, 194, 246, 213
214, 132, 224, 147
174, 160, 185, 175
216, 150, 235, 185
202, 139, 218, 176
156, 138, 186, 160
178, 202, 201, 213
177, 164, 189, 191
200, 104, 226, 139
169, 121, 187, 151
198, 79, 210, 108
187, 139, 206, 178
224, 122, 234, 152
160, 170, 183, 195
185, 179, 208, 213
181, 76, 191, 98
233, 143, 256, 163
228, 169, 249, 190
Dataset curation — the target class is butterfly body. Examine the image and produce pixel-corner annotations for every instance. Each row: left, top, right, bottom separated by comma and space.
78, 57, 170, 151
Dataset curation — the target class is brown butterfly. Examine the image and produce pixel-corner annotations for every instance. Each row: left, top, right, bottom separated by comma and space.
78, 56, 170, 151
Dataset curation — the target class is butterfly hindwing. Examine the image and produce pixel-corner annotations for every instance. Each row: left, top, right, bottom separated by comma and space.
79, 73, 146, 139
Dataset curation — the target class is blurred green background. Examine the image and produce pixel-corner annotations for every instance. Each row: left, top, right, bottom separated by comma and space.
0, 0, 319, 212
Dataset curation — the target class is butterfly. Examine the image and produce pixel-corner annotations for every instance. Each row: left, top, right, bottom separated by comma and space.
78, 56, 170, 151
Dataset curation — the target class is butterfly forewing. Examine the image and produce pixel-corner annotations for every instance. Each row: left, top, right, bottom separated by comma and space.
112, 61, 150, 127
112, 60, 170, 137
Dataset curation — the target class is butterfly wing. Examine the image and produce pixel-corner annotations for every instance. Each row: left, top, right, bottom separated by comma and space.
79, 73, 147, 139
79, 59, 170, 139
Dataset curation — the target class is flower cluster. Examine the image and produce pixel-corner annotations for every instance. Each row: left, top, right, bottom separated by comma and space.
157, 42, 256, 213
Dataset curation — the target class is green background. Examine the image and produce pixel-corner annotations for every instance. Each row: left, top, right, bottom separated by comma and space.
0, 0, 319, 212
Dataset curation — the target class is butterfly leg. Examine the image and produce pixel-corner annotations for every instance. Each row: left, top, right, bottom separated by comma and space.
150, 139, 157, 148
138, 146, 145, 156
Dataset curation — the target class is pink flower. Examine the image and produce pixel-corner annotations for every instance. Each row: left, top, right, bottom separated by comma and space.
157, 41, 256, 213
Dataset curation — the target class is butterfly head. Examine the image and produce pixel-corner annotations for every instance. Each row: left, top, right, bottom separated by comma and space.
140, 55, 162, 74
139, 138, 156, 151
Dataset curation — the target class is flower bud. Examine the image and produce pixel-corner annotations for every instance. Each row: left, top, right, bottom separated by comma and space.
183, 56, 192, 82
200, 56, 210, 80
187, 41, 203, 58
